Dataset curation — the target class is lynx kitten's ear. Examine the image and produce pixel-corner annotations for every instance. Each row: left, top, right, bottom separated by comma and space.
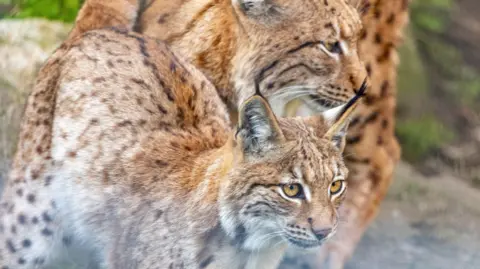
236, 95, 285, 156
320, 78, 368, 151
234, 0, 279, 17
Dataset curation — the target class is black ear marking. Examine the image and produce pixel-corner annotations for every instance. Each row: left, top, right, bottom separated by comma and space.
320, 77, 367, 150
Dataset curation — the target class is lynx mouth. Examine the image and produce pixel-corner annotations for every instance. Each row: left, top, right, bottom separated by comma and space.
285, 235, 323, 249
307, 94, 344, 109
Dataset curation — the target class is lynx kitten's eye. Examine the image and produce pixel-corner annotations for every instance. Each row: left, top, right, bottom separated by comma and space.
282, 184, 305, 199
329, 180, 344, 196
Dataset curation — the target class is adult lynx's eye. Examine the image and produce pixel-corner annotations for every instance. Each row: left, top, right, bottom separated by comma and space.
323, 41, 342, 54
329, 180, 345, 196
282, 184, 305, 199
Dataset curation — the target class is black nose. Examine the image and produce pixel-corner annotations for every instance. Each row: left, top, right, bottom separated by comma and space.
312, 228, 332, 241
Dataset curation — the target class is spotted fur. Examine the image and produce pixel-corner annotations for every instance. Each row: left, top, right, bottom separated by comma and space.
55, 0, 407, 268
0, 19, 366, 268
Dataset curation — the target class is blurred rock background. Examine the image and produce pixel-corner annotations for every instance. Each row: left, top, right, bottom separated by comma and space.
0, 0, 479, 267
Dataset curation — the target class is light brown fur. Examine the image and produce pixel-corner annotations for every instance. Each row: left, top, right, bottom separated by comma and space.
74, 0, 367, 114
1, 0, 409, 267
132, 0, 410, 267
0, 17, 365, 268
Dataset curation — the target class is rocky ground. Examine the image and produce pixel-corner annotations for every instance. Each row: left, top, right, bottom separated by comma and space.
1, 19, 479, 268
346, 162, 480, 269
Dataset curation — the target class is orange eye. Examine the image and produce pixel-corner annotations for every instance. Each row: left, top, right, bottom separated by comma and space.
282, 184, 304, 199
330, 180, 344, 196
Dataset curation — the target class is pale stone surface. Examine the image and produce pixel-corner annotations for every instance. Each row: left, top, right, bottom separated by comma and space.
0, 19, 71, 184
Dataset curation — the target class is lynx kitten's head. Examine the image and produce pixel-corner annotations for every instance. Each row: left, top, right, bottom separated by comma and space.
219, 81, 366, 250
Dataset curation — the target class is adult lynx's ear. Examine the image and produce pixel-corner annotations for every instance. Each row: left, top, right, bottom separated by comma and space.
236, 95, 285, 156
321, 78, 367, 151
233, 0, 279, 17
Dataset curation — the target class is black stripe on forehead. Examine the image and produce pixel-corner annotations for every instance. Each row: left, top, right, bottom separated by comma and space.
253, 39, 327, 95
287, 41, 324, 54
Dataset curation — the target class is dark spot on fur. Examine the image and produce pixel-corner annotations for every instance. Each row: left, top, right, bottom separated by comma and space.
157, 104, 167, 114
45, 176, 53, 186
68, 151, 77, 158
32, 217, 39, 224
11, 225, 16, 234
18, 214, 27, 225
374, 33, 382, 44
155, 160, 168, 167
170, 62, 177, 72
22, 239, 32, 248
345, 156, 370, 164
158, 13, 169, 24
374, 8, 381, 19
31, 170, 40, 180
233, 225, 247, 246
360, 29, 368, 40
27, 194, 36, 204
62, 236, 72, 246
369, 170, 382, 186
16, 189, 23, 197
349, 116, 360, 128
363, 94, 376, 105
107, 60, 114, 68
387, 13, 395, 24
364, 111, 379, 124
155, 210, 163, 220
18, 258, 26, 265
93, 77, 106, 84
117, 120, 133, 127
41, 228, 53, 236
6, 240, 16, 253
365, 64, 372, 77
380, 81, 389, 97
42, 212, 53, 223
382, 119, 389, 129
377, 136, 384, 145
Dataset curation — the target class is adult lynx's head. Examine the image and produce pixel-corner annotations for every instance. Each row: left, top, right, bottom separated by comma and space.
219, 81, 366, 250
141, 0, 367, 113
228, 0, 367, 112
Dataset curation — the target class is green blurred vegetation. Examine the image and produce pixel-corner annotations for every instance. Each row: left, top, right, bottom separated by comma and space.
397, 0, 480, 162
2, 0, 83, 22
397, 117, 454, 161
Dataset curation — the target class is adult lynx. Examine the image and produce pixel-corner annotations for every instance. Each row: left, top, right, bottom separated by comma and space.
0, 27, 364, 268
